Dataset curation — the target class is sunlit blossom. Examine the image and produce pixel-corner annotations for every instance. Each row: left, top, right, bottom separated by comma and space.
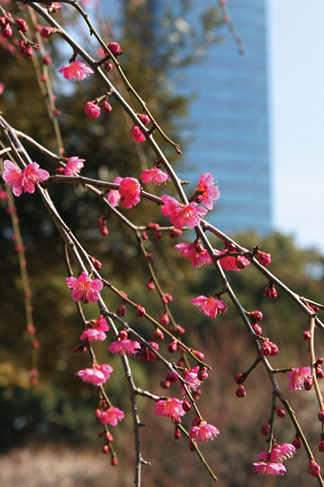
140, 167, 170, 185
118, 177, 141, 209
160, 194, 180, 216
196, 172, 220, 210
98, 406, 124, 426
80, 329, 106, 342
191, 295, 227, 318
288, 366, 312, 392
174, 242, 212, 267
76, 363, 113, 386
108, 339, 141, 356
253, 461, 286, 477
64, 156, 85, 176
59, 60, 94, 80
189, 420, 219, 442
154, 397, 185, 419
170, 202, 207, 229
107, 176, 123, 207
3, 160, 50, 197
66, 271, 103, 303
217, 248, 250, 271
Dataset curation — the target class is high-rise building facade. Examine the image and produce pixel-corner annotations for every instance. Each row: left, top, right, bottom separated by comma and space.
155, 1, 272, 234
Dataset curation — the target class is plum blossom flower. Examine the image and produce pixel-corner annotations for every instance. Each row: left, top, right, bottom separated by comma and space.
191, 295, 227, 318
76, 363, 113, 386
217, 248, 250, 271
258, 443, 296, 463
288, 366, 312, 392
64, 156, 85, 176
253, 461, 286, 477
170, 202, 208, 229
94, 315, 109, 332
140, 167, 170, 185
80, 329, 106, 342
118, 177, 141, 208
97, 406, 124, 426
59, 60, 94, 80
174, 242, 212, 267
66, 271, 103, 303
189, 420, 219, 443
154, 397, 185, 419
181, 366, 203, 395
3, 160, 50, 197
107, 176, 123, 207
108, 339, 141, 356
196, 172, 220, 210
160, 194, 180, 216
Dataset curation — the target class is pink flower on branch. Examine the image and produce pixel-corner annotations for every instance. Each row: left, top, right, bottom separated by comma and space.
140, 167, 170, 185
174, 242, 212, 268
252, 461, 286, 477
154, 397, 185, 419
118, 177, 141, 209
59, 60, 94, 80
258, 443, 296, 463
80, 329, 106, 342
196, 172, 220, 210
217, 249, 250, 271
107, 176, 123, 207
3, 160, 50, 197
288, 366, 312, 392
188, 420, 219, 443
191, 295, 227, 318
130, 125, 145, 143
84, 100, 101, 119
98, 406, 125, 426
76, 363, 113, 386
94, 315, 109, 332
160, 194, 180, 216
170, 203, 208, 229
66, 271, 103, 303
64, 156, 85, 176
108, 339, 141, 356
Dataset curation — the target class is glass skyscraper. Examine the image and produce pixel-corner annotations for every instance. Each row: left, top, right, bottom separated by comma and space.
157, 1, 272, 234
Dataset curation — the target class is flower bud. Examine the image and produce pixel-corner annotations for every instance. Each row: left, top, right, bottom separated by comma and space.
276, 407, 286, 418
116, 305, 126, 317
102, 445, 110, 454
167, 339, 178, 353
102, 100, 112, 113
308, 460, 321, 477
169, 228, 183, 238
319, 440, 324, 452
182, 400, 192, 412
160, 313, 169, 327
105, 432, 114, 443
139, 348, 150, 362
235, 385, 246, 398
261, 423, 270, 436
160, 378, 170, 389
118, 329, 128, 340
41, 26, 54, 38
15, 19, 28, 33
260, 340, 271, 356
135, 305, 146, 317
130, 125, 145, 143
257, 251, 271, 266
166, 371, 178, 383
55, 167, 64, 175
108, 42, 122, 56
154, 230, 162, 239
251, 310, 263, 321
303, 330, 311, 340
141, 232, 149, 240
100, 225, 108, 236
191, 415, 200, 426
147, 252, 153, 261
316, 366, 324, 379
84, 100, 101, 119
226, 243, 236, 252
104, 61, 113, 71
174, 427, 181, 440
236, 255, 247, 270
304, 376, 313, 391
197, 366, 208, 381
1, 23, 12, 39
292, 435, 302, 450
316, 357, 324, 365
153, 327, 164, 342
318, 410, 324, 422
111, 456, 118, 466
191, 349, 205, 361
252, 323, 262, 335
138, 114, 150, 125
192, 389, 201, 401
234, 373, 245, 385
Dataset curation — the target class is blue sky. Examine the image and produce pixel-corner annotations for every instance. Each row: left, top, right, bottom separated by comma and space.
269, 0, 324, 252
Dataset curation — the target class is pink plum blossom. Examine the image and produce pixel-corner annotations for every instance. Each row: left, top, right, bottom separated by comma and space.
3, 160, 50, 197
191, 295, 227, 318
98, 406, 124, 426
76, 363, 113, 386
108, 339, 141, 356
181, 366, 203, 395
130, 125, 145, 143
170, 202, 207, 229
107, 176, 123, 207
140, 167, 170, 185
258, 443, 296, 463
154, 397, 185, 419
108, 42, 122, 56
64, 156, 85, 176
196, 172, 220, 210
174, 242, 212, 267
80, 329, 106, 342
94, 315, 109, 332
66, 271, 103, 303
188, 420, 219, 442
217, 249, 250, 271
59, 60, 94, 80
118, 177, 141, 209
160, 194, 180, 216
288, 366, 312, 392
252, 461, 286, 477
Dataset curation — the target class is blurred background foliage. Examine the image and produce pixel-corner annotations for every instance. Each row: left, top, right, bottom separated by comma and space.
1, 1, 324, 486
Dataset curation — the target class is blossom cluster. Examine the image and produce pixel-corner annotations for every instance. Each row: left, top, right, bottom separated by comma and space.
3, 160, 50, 197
